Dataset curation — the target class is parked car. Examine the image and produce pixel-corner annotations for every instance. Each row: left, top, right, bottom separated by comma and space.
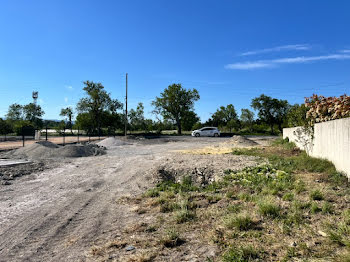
191, 127, 220, 137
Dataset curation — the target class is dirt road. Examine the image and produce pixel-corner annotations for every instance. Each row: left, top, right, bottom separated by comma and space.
0, 136, 273, 262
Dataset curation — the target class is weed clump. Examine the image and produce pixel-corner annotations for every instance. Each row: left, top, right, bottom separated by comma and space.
224, 214, 255, 231
222, 245, 261, 261
310, 189, 324, 201
258, 200, 281, 218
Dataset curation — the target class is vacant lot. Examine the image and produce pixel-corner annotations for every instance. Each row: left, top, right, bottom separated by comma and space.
0, 136, 269, 262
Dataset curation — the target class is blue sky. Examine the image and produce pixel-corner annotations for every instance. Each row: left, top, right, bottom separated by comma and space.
1, 0, 350, 122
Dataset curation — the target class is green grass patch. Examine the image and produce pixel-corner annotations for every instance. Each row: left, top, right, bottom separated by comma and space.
310, 189, 324, 201
222, 245, 261, 261
258, 200, 281, 218
224, 214, 255, 231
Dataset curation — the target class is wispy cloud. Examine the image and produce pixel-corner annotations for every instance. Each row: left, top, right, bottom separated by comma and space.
240, 44, 310, 56
65, 85, 73, 90
64, 97, 68, 103
340, 49, 350, 53
225, 54, 350, 70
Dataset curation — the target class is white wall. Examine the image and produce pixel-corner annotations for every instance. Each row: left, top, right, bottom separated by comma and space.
283, 117, 350, 177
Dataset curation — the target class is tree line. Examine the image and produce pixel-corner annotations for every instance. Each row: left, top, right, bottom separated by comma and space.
0, 81, 309, 136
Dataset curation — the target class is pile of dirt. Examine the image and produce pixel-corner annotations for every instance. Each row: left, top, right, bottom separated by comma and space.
97, 137, 130, 148
228, 135, 258, 146
6, 141, 105, 160
0, 162, 50, 184
152, 153, 258, 186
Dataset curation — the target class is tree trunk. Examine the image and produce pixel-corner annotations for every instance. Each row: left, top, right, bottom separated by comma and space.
176, 118, 182, 135
270, 124, 274, 134
278, 123, 283, 133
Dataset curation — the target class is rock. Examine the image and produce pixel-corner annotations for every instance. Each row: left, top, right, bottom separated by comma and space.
318, 230, 327, 237
125, 245, 135, 251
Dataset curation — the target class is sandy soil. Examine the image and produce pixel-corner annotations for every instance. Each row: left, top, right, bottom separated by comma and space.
0, 136, 275, 262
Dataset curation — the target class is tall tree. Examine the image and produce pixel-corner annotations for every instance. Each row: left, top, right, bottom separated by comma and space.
181, 111, 200, 131
212, 104, 238, 132
240, 108, 255, 132
129, 102, 145, 131
76, 81, 122, 134
6, 103, 24, 121
152, 83, 200, 134
60, 107, 74, 132
251, 94, 290, 133
23, 103, 45, 128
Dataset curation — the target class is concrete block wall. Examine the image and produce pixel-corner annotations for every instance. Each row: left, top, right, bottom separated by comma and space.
283, 117, 350, 177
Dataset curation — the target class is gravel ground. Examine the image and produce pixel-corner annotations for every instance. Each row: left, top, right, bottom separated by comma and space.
0, 135, 276, 262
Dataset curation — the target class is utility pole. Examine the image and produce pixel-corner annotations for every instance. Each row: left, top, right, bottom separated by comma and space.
125, 73, 128, 136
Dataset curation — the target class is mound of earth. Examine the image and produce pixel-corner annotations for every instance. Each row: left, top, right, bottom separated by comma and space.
6, 141, 105, 160
152, 153, 258, 187
229, 135, 258, 146
97, 137, 130, 148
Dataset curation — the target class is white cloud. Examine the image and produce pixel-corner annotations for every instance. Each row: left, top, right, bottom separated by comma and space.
226, 54, 350, 70
65, 85, 73, 90
64, 97, 68, 103
240, 44, 310, 56
225, 62, 274, 70
340, 49, 350, 53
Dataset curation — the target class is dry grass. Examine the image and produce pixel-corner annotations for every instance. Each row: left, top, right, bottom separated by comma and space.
90, 139, 350, 261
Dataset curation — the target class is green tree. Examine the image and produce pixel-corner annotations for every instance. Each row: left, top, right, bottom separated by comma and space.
251, 94, 290, 134
152, 83, 200, 134
60, 107, 74, 132
286, 104, 308, 127
76, 81, 123, 134
23, 103, 45, 128
240, 108, 255, 132
212, 104, 238, 132
0, 118, 13, 138
181, 111, 200, 131
6, 103, 24, 121
129, 102, 145, 131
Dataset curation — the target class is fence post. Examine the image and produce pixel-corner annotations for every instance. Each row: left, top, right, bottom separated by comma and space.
77, 127, 80, 143
63, 127, 65, 146
22, 126, 25, 147
46, 126, 48, 141
99, 128, 101, 141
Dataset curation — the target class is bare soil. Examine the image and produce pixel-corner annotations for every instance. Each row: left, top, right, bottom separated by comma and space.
0, 136, 274, 262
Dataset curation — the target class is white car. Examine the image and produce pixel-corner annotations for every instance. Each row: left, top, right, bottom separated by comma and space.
191, 127, 220, 137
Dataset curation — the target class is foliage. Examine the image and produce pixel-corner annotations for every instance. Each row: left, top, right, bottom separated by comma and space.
6, 103, 24, 121
76, 81, 123, 134
129, 102, 146, 131
181, 110, 200, 131
152, 83, 200, 134
240, 108, 255, 131
0, 118, 13, 135
60, 107, 74, 132
23, 103, 45, 128
286, 103, 309, 127
251, 94, 290, 133
6, 103, 44, 128
13, 120, 35, 136
305, 94, 350, 124
211, 104, 238, 132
